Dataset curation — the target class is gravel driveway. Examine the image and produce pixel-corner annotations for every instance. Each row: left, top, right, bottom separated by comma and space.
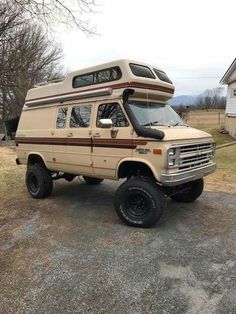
0, 147, 236, 313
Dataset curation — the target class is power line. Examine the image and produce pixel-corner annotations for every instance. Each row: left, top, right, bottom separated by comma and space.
172, 76, 221, 80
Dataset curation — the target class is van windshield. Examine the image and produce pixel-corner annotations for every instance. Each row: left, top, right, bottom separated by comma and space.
127, 101, 186, 126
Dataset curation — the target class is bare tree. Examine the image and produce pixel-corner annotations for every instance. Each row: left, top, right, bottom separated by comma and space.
0, 0, 97, 36
0, 24, 62, 121
0, 2, 21, 38
0, 0, 97, 128
195, 87, 226, 110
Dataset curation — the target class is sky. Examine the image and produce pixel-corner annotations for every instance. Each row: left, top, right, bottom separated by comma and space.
58, 0, 236, 96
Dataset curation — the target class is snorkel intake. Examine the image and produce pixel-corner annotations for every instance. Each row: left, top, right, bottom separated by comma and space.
123, 88, 165, 140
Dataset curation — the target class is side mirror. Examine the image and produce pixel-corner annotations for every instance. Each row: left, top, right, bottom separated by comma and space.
98, 118, 113, 128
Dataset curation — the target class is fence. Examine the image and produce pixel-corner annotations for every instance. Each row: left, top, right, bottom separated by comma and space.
183, 110, 225, 128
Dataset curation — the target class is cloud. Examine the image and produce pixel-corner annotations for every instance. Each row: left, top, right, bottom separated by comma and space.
58, 0, 235, 95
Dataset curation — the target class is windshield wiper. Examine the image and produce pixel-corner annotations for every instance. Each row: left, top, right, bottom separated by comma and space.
173, 122, 188, 126
143, 120, 159, 126
173, 121, 181, 126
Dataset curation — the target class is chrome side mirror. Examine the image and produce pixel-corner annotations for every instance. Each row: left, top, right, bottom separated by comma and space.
98, 118, 113, 128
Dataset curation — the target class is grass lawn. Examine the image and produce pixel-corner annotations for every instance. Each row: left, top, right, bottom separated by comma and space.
196, 127, 235, 146
205, 145, 236, 193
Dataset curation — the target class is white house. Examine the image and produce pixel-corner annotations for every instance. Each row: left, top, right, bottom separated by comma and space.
220, 58, 236, 138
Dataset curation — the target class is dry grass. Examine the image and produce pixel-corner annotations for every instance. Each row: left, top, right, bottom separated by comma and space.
205, 145, 236, 194
196, 127, 235, 145
0, 147, 26, 215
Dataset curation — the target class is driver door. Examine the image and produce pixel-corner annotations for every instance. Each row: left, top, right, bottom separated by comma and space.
91, 101, 133, 178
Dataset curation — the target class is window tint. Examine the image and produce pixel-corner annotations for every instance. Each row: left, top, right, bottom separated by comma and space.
97, 103, 129, 127
73, 67, 122, 88
74, 74, 94, 87
129, 63, 155, 79
153, 69, 173, 84
70, 105, 91, 128
56, 107, 68, 128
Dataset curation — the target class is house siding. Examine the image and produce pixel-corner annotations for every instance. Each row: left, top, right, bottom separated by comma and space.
225, 115, 236, 139
226, 71, 236, 115
225, 79, 236, 139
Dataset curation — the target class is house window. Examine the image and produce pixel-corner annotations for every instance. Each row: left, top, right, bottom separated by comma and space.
231, 88, 236, 97
96, 103, 129, 127
70, 105, 91, 128
56, 107, 68, 128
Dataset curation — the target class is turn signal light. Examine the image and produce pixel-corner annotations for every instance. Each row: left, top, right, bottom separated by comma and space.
153, 148, 162, 155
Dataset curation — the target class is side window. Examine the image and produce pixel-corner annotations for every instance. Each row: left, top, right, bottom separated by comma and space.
73, 67, 122, 88
129, 63, 155, 79
56, 107, 68, 128
70, 105, 91, 128
153, 68, 173, 84
97, 103, 129, 127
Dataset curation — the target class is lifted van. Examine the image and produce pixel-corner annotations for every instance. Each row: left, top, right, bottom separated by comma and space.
16, 60, 216, 227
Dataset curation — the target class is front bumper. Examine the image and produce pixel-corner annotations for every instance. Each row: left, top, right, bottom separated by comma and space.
160, 162, 216, 186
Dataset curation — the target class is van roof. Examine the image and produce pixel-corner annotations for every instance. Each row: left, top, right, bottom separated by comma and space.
25, 59, 175, 107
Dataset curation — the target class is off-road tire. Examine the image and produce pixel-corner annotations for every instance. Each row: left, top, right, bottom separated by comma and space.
114, 177, 164, 228
170, 178, 204, 203
26, 164, 53, 199
83, 176, 104, 185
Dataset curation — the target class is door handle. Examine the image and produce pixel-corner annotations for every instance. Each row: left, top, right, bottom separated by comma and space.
67, 132, 73, 137
93, 133, 101, 138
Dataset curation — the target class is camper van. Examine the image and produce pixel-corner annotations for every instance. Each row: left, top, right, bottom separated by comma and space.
15, 60, 216, 227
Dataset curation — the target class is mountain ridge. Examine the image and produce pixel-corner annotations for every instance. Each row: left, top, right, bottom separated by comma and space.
169, 95, 198, 106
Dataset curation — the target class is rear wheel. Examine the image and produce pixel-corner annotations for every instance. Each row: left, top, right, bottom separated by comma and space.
82, 176, 104, 185
26, 164, 53, 198
114, 177, 164, 228
170, 178, 204, 203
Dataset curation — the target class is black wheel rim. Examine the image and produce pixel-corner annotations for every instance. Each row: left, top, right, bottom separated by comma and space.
29, 173, 39, 193
125, 190, 151, 219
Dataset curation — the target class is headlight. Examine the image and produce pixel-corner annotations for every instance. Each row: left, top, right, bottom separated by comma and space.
168, 148, 175, 156
167, 147, 178, 168
168, 160, 175, 166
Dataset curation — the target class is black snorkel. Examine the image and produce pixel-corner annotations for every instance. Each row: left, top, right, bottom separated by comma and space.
123, 88, 165, 140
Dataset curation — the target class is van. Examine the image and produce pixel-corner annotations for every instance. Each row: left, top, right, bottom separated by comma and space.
15, 59, 216, 227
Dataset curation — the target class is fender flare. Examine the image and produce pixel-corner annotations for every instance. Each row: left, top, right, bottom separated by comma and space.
27, 152, 47, 167
116, 157, 160, 181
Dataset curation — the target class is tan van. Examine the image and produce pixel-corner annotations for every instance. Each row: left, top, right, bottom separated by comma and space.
15, 59, 216, 227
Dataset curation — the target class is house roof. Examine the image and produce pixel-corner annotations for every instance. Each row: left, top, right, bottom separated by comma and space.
220, 58, 236, 84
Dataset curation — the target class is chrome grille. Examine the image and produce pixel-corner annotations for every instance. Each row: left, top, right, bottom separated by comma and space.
180, 143, 212, 154
178, 142, 214, 171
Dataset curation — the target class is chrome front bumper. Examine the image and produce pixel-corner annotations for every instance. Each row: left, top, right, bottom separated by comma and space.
160, 162, 216, 186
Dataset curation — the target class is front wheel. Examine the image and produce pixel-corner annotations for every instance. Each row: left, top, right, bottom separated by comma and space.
114, 177, 164, 228
170, 178, 204, 203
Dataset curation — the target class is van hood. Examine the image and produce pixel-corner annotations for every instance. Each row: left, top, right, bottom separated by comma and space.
149, 126, 213, 142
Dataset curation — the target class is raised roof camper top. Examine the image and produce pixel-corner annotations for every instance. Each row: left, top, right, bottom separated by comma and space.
25, 59, 175, 107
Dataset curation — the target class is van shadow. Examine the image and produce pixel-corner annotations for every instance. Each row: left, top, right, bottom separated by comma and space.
50, 179, 235, 231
